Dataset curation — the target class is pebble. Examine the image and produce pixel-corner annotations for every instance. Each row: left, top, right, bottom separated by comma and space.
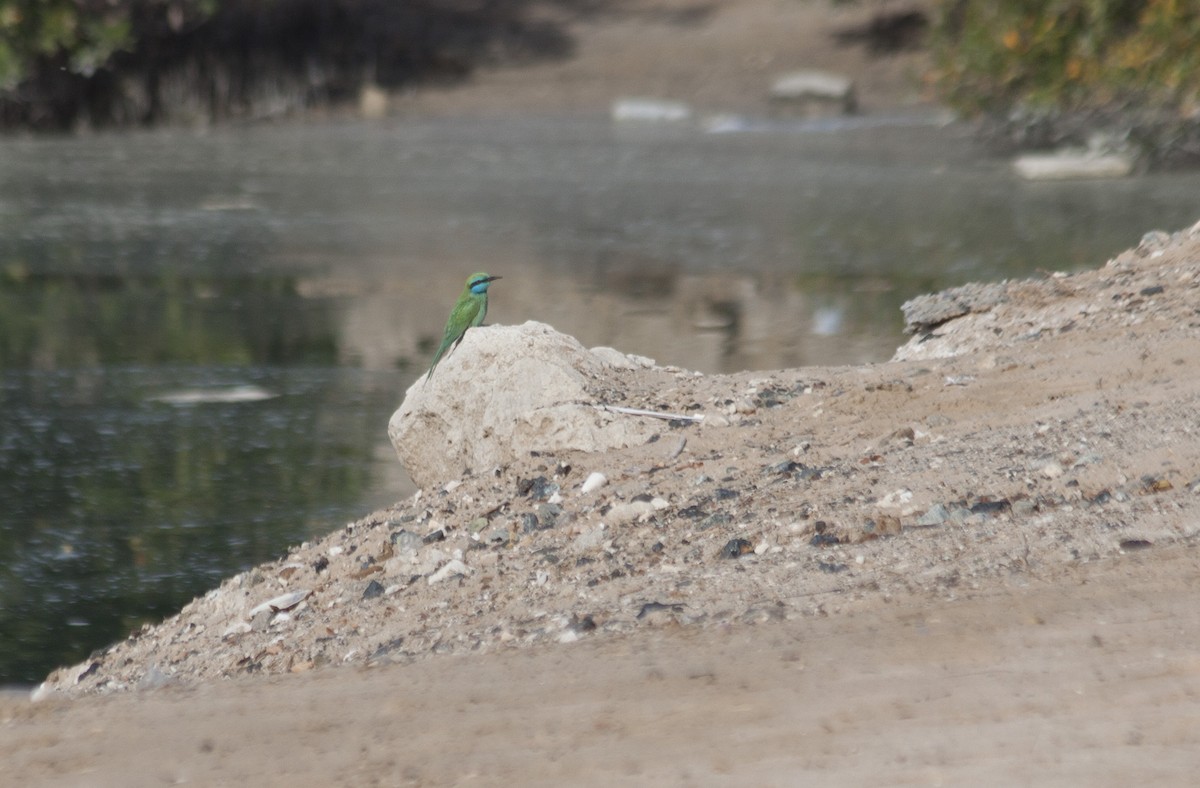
221, 621, 252, 640
248, 590, 310, 618
604, 500, 657, 525
720, 538, 754, 558
521, 476, 560, 501
1012, 499, 1037, 517
915, 504, 950, 526
581, 472, 608, 494
876, 488, 914, 511
636, 601, 683, 623
390, 529, 423, 553
428, 559, 471, 584
362, 580, 385, 600
573, 524, 607, 551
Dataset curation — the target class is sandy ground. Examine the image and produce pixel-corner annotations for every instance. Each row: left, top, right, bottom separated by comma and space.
5, 2, 1200, 785
6, 544, 1200, 787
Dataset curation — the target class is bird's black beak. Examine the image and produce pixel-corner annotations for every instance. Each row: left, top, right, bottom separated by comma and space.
486, 275, 502, 282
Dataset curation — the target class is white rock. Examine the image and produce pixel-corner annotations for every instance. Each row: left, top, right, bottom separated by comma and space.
222, 621, 252, 639
146, 385, 278, 405
604, 500, 657, 525
1013, 152, 1133, 180
876, 489, 914, 509
612, 98, 691, 122
390, 322, 658, 488
581, 472, 608, 494
769, 70, 856, 113
650, 496, 670, 510
428, 559, 471, 585
248, 590, 310, 618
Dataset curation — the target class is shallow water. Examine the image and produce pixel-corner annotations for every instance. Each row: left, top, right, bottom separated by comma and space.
2, 113, 1198, 683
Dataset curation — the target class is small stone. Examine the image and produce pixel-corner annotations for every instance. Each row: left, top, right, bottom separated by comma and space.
970, 499, 1011, 515
222, 621, 252, 640
1012, 499, 1037, 517
390, 529, 423, 553
249, 590, 310, 618
650, 497, 670, 510
733, 398, 757, 414
769, 70, 856, 112
573, 525, 606, 552
362, 580, 385, 600
720, 538, 754, 559
605, 500, 657, 525
581, 472, 608, 494
428, 559, 471, 584
520, 476, 560, 501
477, 523, 510, 546
1042, 462, 1065, 479
636, 601, 683, 623
611, 97, 692, 122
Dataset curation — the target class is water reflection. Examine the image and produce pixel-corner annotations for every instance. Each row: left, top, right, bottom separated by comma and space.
2, 115, 1199, 683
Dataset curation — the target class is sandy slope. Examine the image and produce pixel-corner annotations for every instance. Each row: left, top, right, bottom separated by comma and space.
6, 544, 1199, 786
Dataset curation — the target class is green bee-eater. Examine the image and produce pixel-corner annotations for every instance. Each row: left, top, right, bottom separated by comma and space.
425, 272, 501, 382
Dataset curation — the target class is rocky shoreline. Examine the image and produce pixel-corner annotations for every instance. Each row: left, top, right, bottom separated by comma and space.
35, 221, 1200, 700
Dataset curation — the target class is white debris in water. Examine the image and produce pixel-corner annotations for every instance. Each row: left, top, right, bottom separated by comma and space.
146, 385, 278, 405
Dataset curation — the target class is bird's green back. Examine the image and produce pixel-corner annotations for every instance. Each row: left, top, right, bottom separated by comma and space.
425, 272, 500, 382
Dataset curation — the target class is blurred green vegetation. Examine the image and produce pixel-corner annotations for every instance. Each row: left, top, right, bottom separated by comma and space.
929, 0, 1200, 116
0, 0, 216, 87
0, 0, 576, 129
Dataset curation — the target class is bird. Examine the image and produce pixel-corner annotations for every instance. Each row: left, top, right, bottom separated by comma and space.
425, 272, 501, 382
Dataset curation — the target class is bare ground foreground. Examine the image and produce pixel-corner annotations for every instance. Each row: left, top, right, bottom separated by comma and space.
6, 2, 1200, 785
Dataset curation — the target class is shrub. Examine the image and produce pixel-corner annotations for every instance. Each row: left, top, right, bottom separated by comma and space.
929, 0, 1200, 117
